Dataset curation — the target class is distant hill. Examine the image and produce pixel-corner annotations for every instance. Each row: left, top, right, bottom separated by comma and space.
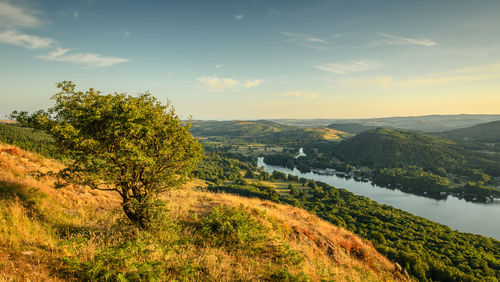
332, 127, 500, 176
188, 120, 295, 137
187, 120, 349, 144
332, 128, 466, 170
303, 127, 352, 140
326, 123, 378, 134
438, 120, 500, 143
271, 114, 500, 132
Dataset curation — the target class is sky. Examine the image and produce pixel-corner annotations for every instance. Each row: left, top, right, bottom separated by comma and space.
0, 0, 500, 120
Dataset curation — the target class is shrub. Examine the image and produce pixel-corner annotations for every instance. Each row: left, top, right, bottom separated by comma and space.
200, 205, 267, 252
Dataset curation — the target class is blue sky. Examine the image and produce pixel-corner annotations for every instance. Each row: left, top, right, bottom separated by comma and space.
1, 0, 499, 119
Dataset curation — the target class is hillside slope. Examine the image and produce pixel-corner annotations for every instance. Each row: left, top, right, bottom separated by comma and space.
0, 144, 408, 281
272, 114, 500, 132
188, 120, 295, 137
439, 120, 500, 143
327, 123, 379, 134
333, 128, 465, 170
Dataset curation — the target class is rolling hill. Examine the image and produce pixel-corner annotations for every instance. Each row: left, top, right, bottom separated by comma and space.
331, 127, 500, 176
272, 114, 500, 132
0, 143, 407, 281
438, 120, 500, 143
188, 120, 295, 138
332, 128, 466, 170
187, 120, 350, 144
326, 123, 379, 134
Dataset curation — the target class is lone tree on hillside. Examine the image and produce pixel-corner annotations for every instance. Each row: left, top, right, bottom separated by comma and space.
12, 81, 203, 228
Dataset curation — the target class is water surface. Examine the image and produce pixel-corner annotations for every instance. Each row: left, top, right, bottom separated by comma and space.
257, 157, 500, 240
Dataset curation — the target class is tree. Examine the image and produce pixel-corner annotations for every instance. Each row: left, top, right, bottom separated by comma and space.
12, 81, 202, 228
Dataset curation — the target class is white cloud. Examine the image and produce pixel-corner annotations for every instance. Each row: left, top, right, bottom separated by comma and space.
0, 30, 52, 49
234, 14, 244, 20
244, 79, 265, 88
197, 75, 240, 92
215, 64, 222, 68
281, 32, 326, 43
0, 1, 45, 28
122, 30, 130, 39
373, 33, 436, 47
0, 2, 129, 69
315, 60, 382, 74
197, 76, 265, 92
281, 91, 319, 99
36, 48, 130, 68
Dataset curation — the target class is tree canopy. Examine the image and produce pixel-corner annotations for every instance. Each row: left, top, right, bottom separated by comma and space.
12, 81, 203, 227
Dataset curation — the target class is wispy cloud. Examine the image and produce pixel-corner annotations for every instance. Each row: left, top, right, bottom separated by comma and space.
234, 14, 244, 20
281, 91, 319, 99
315, 60, 382, 74
197, 75, 240, 92
372, 33, 436, 47
0, 30, 52, 49
340, 63, 500, 88
122, 30, 130, 39
0, 1, 130, 68
244, 79, 265, 88
0, 0, 45, 28
215, 64, 222, 68
267, 8, 280, 16
36, 48, 130, 68
281, 32, 326, 43
197, 76, 265, 92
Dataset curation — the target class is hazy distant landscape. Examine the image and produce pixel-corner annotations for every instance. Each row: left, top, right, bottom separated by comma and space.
2, 0, 500, 281
271, 114, 500, 132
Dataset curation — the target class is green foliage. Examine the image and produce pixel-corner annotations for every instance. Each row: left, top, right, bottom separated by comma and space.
331, 128, 500, 177
269, 268, 309, 282
264, 153, 296, 169
0, 123, 58, 157
457, 182, 500, 198
62, 239, 166, 281
200, 205, 267, 251
333, 128, 465, 170
193, 151, 254, 184
12, 81, 203, 228
373, 166, 450, 193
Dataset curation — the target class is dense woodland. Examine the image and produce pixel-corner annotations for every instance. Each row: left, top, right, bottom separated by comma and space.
0, 123, 58, 157
438, 120, 500, 144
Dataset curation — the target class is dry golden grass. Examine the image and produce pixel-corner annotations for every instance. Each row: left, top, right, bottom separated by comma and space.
305, 127, 353, 140
0, 143, 410, 281
161, 190, 409, 281
235, 121, 256, 125
0, 143, 122, 281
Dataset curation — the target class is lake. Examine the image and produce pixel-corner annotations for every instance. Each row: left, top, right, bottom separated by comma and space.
257, 157, 500, 240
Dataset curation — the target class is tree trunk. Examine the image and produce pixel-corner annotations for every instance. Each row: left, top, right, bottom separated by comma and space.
122, 196, 152, 229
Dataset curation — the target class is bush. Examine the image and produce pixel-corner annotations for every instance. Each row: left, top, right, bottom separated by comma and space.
200, 205, 267, 252
62, 238, 165, 281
